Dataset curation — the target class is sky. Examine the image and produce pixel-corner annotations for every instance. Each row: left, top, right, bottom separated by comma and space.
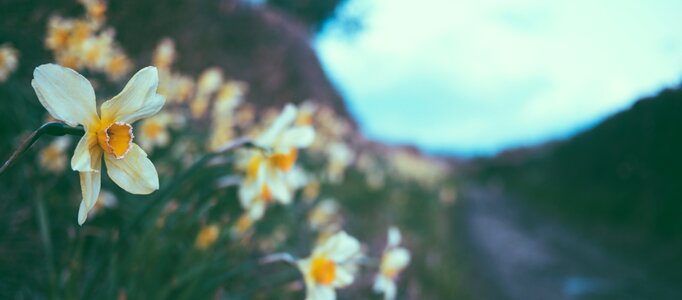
315, 0, 682, 156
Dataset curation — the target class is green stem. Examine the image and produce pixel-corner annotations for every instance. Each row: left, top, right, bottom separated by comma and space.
0, 122, 84, 175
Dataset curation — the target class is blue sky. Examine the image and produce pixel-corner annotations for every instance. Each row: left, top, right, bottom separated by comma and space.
315, 0, 682, 156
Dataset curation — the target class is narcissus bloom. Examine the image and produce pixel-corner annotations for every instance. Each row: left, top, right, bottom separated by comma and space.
237, 104, 315, 220
32, 64, 165, 225
373, 227, 411, 300
0, 43, 19, 82
297, 231, 361, 300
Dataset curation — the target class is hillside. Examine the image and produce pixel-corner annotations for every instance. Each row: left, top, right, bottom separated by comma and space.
473, 84, 682, 282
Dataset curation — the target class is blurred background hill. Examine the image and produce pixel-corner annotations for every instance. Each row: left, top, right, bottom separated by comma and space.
469, 83, 682, 296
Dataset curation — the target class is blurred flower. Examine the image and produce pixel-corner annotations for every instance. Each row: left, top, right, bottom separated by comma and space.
152, 38, 176, 70
234, 103, 256, 129
158, 71, 194, 104
207, 81, 246, 151
39, 136, 71, 173
32, 64, 164, 224
191, 68, 223, 118
195, 224, 220, 250
137, 112, 173, 152
106, 51, 132, 80
308, 199, 342, 233
237, 104, 315, 220
373, 227, 411, 300
296, 101, 317, 126
79, 0, 107, 24
388, 150, 449, 188
88, 189, 118, 218
325, 142, 354, 183
297, 231, 362, 300
45, 4, 131, 81
45, 16, 73, 51
302, 179, 320, 203
231, 213, 254, 238
0, 43, 19, 82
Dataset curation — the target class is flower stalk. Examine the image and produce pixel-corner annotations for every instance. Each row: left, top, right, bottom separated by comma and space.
0, 122, 84, 175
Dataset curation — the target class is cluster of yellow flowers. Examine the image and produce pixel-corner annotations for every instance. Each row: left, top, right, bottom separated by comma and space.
23, 1, 458, 298
44, 0, 131, 80
32, 62, 411, 298
0, 43, 19, 82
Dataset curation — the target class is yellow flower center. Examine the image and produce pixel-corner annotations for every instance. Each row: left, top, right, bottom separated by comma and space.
97, 121, 134, 159
260, 184, 272, 202
380, 255, 402, 279
269, 148, 298, 172
310, 256, 336, 285
246, 155, 262, 180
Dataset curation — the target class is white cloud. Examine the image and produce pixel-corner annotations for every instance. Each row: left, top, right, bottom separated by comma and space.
316, 0, 682, 155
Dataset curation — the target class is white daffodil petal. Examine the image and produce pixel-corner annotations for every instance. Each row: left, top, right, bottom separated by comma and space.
104, 143, 159, 194
387, 227, 401, 248
71, 133, 99, 172
327, 233, 361, 262
280, 126, 315, 149
332, 266, 355, 288
101, 66, 165, 124
267, 171, 291, 204
308, 285, 335, 300
373, 276, 397, 300
77, 169, 101, 225
78, 201, 88, 225
386, 248, 411, 270
255, 104, 297, 147
238, 182, 258, 208
248, 200, 266, 221
32, 64, 98, 127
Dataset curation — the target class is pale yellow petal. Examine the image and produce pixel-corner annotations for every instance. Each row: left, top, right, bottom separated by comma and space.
104, 143, 159, 194
31, 64, 98, 127
387, 227, 401, 248
77, 167, 101, 225
71, 133, 100, 172
332, 266, 354, 288
308, 285, 335, 300
280, 126, 315, 149
255, 104, 297, 147
100, 66, 165, 124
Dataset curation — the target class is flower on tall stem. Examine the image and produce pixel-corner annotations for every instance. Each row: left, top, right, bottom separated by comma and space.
32, 64, 165, 224
237, 104, 314, 220
373, 227, 411, 300
297, 231, 362, 300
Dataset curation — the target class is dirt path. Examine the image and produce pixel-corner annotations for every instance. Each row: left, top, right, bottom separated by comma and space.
461, 184, 681, 300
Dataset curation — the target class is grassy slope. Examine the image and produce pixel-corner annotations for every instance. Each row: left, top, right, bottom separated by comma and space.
474, 85, 682, 283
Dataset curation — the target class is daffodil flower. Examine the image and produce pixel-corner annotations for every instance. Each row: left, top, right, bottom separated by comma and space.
373, 227, 411, 300
32, 64, 165, 225
237, 104, 315, 220
297, 231, 361, 300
